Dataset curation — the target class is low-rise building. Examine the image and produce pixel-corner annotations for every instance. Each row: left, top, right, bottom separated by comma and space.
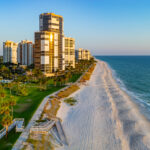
3, 41, 18, 64
64, 37, 75, 68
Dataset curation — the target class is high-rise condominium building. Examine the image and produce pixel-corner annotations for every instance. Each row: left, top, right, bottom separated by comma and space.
84, 50, 91, 60
64, 37, 75, 68
34, 13, 65, 75
3, 41, 18, 64
17, 40, 33, 66
76, 48, 91, 61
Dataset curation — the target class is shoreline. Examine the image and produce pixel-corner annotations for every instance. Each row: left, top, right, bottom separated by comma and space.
12, 63, 94, 150
106, 60, 150, 122
55, 60, 150, 150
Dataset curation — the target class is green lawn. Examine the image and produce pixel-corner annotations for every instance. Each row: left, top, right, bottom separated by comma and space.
0, 73, 81, 150
0, 83, 63, 150
69, 73, 82, 82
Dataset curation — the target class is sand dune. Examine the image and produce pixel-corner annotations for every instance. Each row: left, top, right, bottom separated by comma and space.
56, 60, 150, 150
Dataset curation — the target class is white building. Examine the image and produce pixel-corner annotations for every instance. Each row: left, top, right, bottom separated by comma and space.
3, 41, 18, 64
64, 37, 75, 68
17, 40, 33, 66
76, 48, 91, 61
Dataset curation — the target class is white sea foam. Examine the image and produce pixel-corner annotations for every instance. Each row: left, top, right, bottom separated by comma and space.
107, 63, 150, 121
56, 60, 150, 150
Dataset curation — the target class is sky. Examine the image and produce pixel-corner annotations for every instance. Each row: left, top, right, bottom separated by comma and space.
1, 0, 150, 55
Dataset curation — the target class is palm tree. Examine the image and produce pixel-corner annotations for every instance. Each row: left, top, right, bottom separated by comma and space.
0, 100, 9, 108
53, 76, 57, 86
32, 68, 43, 81
7, 82, 14, 94
0, 106, 10, 115
60, 76, 65, 86
39, 76, 48, 91
15, 81, 20, 96
14, 73, 18, 80
1, 114, 12, 138
12, 65, 17, 74
0, 87, 5, 102
8, 96, 16, 118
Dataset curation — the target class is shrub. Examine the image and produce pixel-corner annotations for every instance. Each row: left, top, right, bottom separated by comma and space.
64, 97, 77, 106
57, 85, 79, 98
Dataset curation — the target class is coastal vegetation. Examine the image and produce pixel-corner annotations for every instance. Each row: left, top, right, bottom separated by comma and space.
0, 84, 62, 150
64, 97, 77, 106
80, 63, 96, 82
0, 58, 95, 149
57, 85, 80, 98
43, 97, 61, 118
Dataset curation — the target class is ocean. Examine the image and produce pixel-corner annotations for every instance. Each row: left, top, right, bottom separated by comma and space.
96, 56, 150, 120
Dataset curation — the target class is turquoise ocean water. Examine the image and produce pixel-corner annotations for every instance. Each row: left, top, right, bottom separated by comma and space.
96, 56, 150, 119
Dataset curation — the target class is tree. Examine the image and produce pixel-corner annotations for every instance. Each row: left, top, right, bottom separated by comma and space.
0, 65, 10, 79
0, 106, 10, 115
0, 84, 5, 102
60, 76, 65, 86
1, 114, 12, 138
39, 76, 48, 91
53, 76, 57, 86
32, 68, 43, 81
8, 96, 16, 117
7, 82, 14, 94
64, 71, 72, 83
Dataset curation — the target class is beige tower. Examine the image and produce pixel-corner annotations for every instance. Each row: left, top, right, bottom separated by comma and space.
34, 13, 65, 74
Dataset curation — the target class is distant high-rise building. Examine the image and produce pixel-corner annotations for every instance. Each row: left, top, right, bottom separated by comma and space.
3, 41, 18, 64
17, 40, 33, 66
34, 13, 65, 75
64, 37, 75, 68
76, 48, 91, 61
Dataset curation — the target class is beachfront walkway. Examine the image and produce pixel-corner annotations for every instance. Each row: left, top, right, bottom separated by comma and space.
12, 87, 68, 150
56, 61, 150, 150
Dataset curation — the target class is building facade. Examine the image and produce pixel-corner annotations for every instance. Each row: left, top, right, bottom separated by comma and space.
34, 13, 65, 74
76, 48, 91, 61
3, 41, 18, 64
34, 31, 61, 73
17, 40, 33, 66
64, 37, 75, 68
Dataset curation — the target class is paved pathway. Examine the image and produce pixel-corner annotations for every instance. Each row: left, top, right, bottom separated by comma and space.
12, 66, 91, 150
12, 87, 68, 150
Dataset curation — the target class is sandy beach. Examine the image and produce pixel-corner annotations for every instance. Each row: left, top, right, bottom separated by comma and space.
56, 60, 150, 150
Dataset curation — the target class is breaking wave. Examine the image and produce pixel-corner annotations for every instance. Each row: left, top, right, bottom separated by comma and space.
101, 60, 150, 150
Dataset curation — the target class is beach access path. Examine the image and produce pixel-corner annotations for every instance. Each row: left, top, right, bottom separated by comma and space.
12, 87, 69, 150
12, 64, 88, 150
56, 60, 150, 150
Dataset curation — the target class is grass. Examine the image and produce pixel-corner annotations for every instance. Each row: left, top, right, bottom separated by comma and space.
0, 83, 63, 150
69, 73, 82, 83
0, 127, 21, 150
0, 65, 90, 149
64, 97, 77, 106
